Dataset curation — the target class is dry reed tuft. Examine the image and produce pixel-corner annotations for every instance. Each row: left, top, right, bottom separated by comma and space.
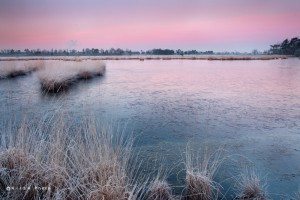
0, 114, 281, 199
77, 61, 106, 79
0, 148, 48, 199
145, 179, 174, 200
38, 60, 106, 92
0, 115, 139, 200
38, 68, 78, 93
185, 172, 212, 200
184, 145, 224, 200
61, 56, 83, 62
0, 60, 44, 79
235, 170, 267, 200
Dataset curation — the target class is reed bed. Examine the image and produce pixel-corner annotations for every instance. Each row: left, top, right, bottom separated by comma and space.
0, 116, 142, 199
38, 64, 79, 93
38, 60, 106, 92
0, 54, 288, 62
0, 114, 293, 199
0, 60, 44, 79
76, 62, 106, 79
184, 146, 224, 200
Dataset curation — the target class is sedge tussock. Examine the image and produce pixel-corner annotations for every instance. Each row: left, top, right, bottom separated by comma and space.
0, 60, 44, 79
38, 60, 105, 92
0, 115, 140, 200
143, 162, 175, 200
235, 170, 267, 200
76, 61, 106, 79
145, 179, 174, 200
184, 145, 224, 200
38, 65, 78, 93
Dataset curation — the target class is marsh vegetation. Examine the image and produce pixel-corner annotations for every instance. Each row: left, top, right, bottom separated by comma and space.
0, 58, 299, 199
0, 115, 269, 200
0, 54, 288, 62
37, 60, 105, 93
0, 60, 44, 79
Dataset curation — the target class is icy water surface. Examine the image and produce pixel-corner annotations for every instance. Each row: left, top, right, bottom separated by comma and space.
0, 58, 300, 198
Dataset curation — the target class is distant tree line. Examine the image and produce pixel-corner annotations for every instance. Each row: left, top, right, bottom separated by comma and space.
0, 48, 139, 56
269, 37, 300, 57
0, 48, 214, 56
3, 37, 300, 57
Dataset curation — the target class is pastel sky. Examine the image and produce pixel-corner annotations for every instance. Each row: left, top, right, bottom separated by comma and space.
0, 0, 300, 52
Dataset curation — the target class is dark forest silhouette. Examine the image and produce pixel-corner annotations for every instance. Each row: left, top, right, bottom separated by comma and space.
270, 37, 300, 56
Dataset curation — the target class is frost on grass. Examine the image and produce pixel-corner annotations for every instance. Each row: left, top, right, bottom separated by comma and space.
38, 60, 106, 92
235, 170, 267, 200
145, 179, 174, 200
38, 63, 79, 92
184, 145, 224, 200
0, 61, 44, 79
0, 116, 142, 200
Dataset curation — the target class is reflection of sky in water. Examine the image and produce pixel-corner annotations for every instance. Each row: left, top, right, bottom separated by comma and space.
0, 58, 300, 198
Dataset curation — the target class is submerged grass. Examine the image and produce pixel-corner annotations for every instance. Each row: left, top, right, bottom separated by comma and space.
0, 60, 44, 79
38, 60, 106, 93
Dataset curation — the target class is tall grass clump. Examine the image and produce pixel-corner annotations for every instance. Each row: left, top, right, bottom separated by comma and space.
142, 163, 175, 200
234, 170, 267, 200
38, 63, 79, 92
0, 60, 44, 79
184, 145, 224, 200
38, 60, 105, 92
144, 179, 174, 200
0, 115, 141, 199
76, 61, 106, 79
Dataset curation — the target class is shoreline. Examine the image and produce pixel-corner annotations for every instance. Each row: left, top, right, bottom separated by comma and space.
0, 54, 289, 61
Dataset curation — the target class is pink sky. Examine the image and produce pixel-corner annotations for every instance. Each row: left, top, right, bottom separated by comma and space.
0, 0, 299, 52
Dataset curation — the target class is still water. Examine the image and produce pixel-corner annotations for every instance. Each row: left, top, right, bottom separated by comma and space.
1, 58, 300, 198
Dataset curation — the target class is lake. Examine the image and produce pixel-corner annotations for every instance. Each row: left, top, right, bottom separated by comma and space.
0, 58, 299, 198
